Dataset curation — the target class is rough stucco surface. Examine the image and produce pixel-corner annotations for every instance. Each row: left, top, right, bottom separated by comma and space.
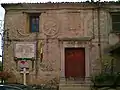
2, 3, 120, 85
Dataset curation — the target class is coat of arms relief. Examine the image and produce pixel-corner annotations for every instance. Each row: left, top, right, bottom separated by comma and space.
42, 13, 59, 37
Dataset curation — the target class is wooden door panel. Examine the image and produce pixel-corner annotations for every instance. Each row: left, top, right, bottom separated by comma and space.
65, 48, 85, 78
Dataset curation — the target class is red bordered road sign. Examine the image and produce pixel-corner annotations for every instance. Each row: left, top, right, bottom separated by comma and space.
18, 60, 29, 68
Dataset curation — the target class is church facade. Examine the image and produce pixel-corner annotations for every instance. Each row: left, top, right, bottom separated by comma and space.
2, 2, 120, 88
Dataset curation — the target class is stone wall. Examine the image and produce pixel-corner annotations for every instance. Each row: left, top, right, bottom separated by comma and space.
2, 3, 120, 85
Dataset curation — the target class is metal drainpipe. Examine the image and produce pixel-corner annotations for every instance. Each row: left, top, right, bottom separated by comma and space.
92, 8, 95, 39
35, 32, 39, 78
97, 2, 102, 73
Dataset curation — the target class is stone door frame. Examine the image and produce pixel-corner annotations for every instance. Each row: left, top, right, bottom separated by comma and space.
60, 40, 90, 78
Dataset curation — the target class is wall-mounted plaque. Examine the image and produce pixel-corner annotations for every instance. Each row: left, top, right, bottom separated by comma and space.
14, 42, 36, 59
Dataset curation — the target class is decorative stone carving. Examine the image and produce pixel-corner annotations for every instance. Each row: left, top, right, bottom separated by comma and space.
83, 10, 94, 36
40, 62, 54, 71
43, 19, 59, 36
67, 13, 82, 35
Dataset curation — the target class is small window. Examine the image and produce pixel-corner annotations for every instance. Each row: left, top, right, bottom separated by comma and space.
111, 13, 120, 32
29, 14, 40, 32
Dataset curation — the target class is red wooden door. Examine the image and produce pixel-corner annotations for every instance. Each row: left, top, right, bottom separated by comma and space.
65, 48, 85, 78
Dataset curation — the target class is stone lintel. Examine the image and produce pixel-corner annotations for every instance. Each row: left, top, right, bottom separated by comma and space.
58, 37, 92, 41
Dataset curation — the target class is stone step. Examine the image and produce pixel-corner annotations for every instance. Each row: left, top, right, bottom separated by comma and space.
60, 80, 91, 84
59, 84, 90, 90
59, 87, 90, 90
59, 85, 90, 90
59, 83, 90, 86
60, 77, 91, 84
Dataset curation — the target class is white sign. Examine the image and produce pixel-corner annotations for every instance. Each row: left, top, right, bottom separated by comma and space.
18, 60, 29, 68
15, 42, 36, 58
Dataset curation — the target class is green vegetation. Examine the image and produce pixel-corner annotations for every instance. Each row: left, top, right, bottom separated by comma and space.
91, 54, 120, 89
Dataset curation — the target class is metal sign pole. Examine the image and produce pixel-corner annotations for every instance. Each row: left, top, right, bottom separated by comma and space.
23, 68, 27, 85
20, 67, 29, 85
19, 60, 29, 85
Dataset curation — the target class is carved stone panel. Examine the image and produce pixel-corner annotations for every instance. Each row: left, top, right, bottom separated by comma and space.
43, 20, 58, 36
66, 13, 83, 36
42, 14, 59, 36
